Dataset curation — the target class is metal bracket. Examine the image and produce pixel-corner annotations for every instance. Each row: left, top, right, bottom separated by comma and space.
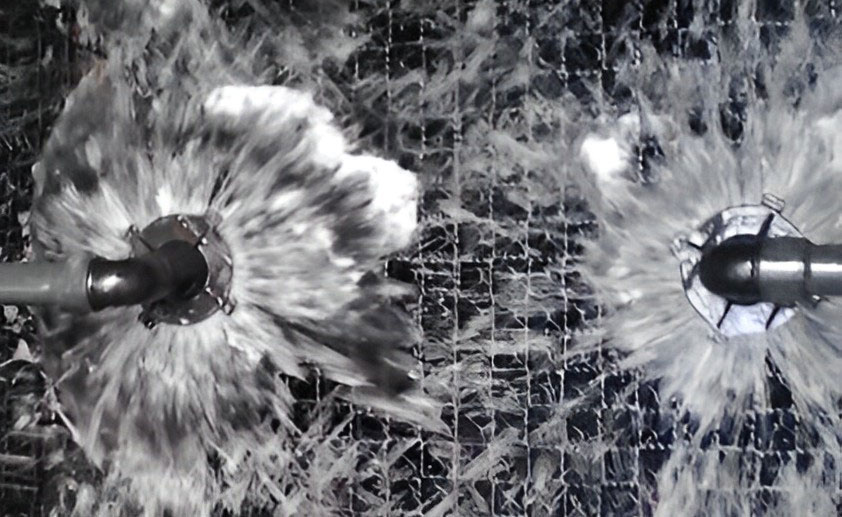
761, 192, 786, 213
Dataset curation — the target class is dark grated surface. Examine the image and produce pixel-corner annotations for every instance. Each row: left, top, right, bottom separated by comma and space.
1, 3, 80, 515
2, 1, 841, 515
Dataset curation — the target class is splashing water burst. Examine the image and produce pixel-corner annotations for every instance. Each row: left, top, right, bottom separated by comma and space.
30, 1, 436, 514
577, 11, 842, 515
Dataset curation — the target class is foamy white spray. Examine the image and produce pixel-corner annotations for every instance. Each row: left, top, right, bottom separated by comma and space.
29, 0, 437, 515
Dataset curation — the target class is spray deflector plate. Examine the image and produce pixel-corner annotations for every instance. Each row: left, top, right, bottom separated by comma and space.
672, 194, 803, 337
127, 213, 234, 327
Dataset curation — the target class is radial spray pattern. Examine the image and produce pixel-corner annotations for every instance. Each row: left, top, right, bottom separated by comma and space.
29, 0, 435, 514
576, 10, 842, 515
20, 1, 842, 514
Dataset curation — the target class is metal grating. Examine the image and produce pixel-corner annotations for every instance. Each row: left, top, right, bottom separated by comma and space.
0, 3, 81, 515
311, 1, 841, 515
1, 0, 841, 515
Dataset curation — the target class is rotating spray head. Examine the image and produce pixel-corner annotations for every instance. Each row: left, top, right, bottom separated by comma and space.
675, 194, 842, 335
672, 195, 802, 336
121, 213, 235, 327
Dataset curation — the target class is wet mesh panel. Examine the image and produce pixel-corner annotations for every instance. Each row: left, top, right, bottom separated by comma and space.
1, 1, 840, 515
0, 4, 81, 515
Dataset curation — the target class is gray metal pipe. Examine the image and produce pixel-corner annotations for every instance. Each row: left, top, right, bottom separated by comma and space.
0, 240, 208, 312
759, 238, 842, 304
700, 235, 842, 307
0, 258, 90, 310
804, 244, 842, 296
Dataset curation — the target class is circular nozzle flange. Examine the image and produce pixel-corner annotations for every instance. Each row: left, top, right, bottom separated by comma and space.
127, 213, 234, 327
672, 195, 803, 337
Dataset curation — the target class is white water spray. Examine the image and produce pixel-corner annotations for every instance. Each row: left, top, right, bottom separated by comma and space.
31, 1, 434, 515
576, 11, 842, 515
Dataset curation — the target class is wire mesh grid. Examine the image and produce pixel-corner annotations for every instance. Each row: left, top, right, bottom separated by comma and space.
0, 3, 80, 515
319, 1, 842, 515
1, 0, 841, 515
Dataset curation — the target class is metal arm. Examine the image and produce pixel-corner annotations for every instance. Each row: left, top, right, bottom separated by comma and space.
0, 240, 208, 312
0, 258, 91, 310
87, 240, 208, 310
699, 235, 842, 307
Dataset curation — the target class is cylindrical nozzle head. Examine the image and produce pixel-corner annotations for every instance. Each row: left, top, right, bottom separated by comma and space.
698, 234, 761, 305
87, 240, 209, 311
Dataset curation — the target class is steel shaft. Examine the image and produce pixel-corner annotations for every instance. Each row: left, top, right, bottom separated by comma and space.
0, 240, 208, 312
700, 235, 842, 306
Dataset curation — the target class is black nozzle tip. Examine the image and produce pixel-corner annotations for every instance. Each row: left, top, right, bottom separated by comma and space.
87, 239, 209, 311
698, 234, 761, 305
